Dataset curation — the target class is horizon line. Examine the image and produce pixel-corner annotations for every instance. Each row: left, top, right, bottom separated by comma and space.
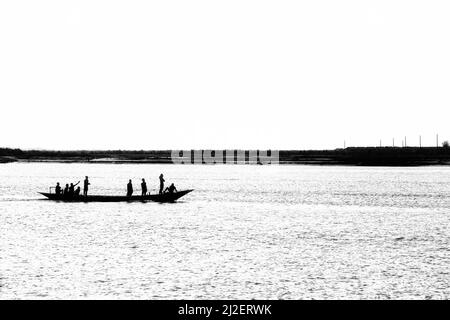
1, 146, 448, 152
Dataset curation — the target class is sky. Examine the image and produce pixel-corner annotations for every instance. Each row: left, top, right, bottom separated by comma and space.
1, 1, 449, 150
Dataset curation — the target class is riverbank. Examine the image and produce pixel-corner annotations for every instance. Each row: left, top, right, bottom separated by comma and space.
1, 147, 450, 166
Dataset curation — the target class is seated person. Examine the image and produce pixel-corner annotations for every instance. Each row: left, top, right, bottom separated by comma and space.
68, 181, 80, 197
74, 186, 81, 196
164, 183, 177, 194
69, 183, 75, 196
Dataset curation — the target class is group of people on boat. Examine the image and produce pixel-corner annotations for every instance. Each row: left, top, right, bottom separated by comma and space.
54, 174, 177, 197
126, 173, 177, 197
55, 176, 90, 197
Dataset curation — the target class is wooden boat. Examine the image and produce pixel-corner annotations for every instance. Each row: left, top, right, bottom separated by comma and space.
39, 189, 193, 203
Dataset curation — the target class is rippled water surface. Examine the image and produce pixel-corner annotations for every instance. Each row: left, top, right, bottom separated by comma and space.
0, 163, 449, 299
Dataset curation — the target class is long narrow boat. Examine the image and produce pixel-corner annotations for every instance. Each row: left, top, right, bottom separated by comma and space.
39, 189, 193, 203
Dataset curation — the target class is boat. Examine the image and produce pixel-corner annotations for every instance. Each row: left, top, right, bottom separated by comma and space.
39, 189, 193, 203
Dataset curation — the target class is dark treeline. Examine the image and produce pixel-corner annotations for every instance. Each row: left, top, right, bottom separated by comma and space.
279, 147, 450, 166
0, 148, 172, 163
1, 147, 450, 165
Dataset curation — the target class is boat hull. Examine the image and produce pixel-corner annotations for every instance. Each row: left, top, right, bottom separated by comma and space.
39, 189, 193, 203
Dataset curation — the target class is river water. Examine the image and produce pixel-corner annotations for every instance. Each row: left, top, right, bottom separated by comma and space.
0, 163, 448, 299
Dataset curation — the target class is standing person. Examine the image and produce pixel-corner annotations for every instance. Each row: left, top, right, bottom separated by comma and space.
159, 174, 165, 194
127, 179, 133, 197
141, 178, 147, 196
83, 176, 90, 196
55, 182, 61, 195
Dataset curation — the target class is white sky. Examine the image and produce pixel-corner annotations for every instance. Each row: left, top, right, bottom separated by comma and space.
1, 1, 449, 150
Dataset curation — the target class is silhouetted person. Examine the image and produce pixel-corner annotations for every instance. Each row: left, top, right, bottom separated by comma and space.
64, 184, 69, 195
75, 186, 81, 196
127, 179, 133, 197
164, 183, 177, 194
69, 181, 80, 196
83, 176, 90, 196
159, 174, 165, 194
55, 182, 61, 195
141, 178, 147, 196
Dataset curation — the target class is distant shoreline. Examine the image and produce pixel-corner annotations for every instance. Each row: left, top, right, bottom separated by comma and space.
1, 147, 450, 166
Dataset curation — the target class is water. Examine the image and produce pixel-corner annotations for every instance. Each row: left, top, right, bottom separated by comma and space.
0, 163, 449, 299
